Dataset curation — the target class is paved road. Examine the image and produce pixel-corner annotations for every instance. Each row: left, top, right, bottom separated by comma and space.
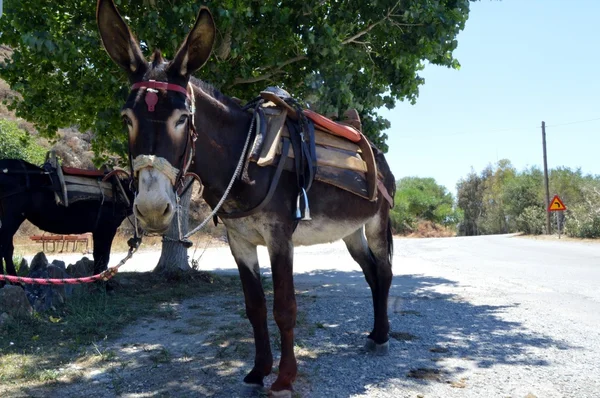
30, 234, 600, 397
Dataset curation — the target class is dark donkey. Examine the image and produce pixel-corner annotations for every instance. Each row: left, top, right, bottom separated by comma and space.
0, 159, 133, 280
97, 0, 396, 395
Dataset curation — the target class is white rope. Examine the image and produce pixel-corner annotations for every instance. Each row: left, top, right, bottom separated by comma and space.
132, 155, 180, 186
183, 111, 257, 239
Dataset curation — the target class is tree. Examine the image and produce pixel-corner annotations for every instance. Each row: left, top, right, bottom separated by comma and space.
0, 0, 473, 156
501, 166, 544, 233
154, 183, 194, 275
456, 169, 486, 236
0, 0, 474, 269
478, 159, 515, 234
391, 177, 461, 233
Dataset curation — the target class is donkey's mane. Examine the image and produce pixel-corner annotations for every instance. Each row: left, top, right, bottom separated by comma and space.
191, 77, 243, 110
148, 49, 242, 109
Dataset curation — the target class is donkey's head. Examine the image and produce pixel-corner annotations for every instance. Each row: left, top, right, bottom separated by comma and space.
97, 0, 215, 233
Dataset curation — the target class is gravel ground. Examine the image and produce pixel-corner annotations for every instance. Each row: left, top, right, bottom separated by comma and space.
15, 234, 600, 398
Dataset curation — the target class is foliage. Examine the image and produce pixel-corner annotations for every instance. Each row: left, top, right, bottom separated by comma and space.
0, 0, 474, 162
502, 166, 544, 221
457, 160, 600, 239
564, 181, 600, 238
391, 176, 461, 234
456, 169, 485, 236
476, 160, 516, 234
0, 119, 46, 164
515, 206, 546, 235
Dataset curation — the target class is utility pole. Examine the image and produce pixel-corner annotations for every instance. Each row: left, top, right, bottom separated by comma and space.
542, 121, 551, 234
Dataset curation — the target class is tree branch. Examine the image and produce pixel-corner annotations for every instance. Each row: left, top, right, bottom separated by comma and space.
227, 0, 419, 87
228, 55, 307, 87
342, 0, 404, 44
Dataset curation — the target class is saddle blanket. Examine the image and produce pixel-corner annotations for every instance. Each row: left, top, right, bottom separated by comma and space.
248, 103, 379, 201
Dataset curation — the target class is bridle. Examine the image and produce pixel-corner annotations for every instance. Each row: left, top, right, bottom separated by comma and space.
124, 79, 260, 247
128, 80, 200, 195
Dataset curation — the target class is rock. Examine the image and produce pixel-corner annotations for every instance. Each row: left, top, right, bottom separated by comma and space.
0, 312, 11, 326
24, 265, 74, 311
30, 252, 49, 273
66, 257, 95, 277
47, 265, 73, 303
0, 285, 33, 317
18, 258, 30, 276
51, 260, 66, 270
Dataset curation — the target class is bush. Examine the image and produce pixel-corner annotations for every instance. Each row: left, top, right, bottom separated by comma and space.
516, 206, 546, 235
565, 205, 600, 239
0, 119, 46, 164
389, 202, 415, 234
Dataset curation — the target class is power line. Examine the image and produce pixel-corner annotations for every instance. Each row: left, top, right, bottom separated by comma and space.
396, 116, 600, 139
545, 117, 600, 128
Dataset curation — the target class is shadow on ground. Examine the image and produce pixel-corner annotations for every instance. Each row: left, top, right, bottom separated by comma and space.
7, 269, 573, 398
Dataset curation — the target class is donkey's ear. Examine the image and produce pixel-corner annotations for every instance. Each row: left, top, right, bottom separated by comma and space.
168, 7, 215, 77
97, 0, 146, 75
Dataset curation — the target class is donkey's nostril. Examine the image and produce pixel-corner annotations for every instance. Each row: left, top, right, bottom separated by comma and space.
163, 203, 171, 216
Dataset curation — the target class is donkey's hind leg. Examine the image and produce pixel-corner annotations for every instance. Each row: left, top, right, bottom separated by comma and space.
343, 218, 393, 354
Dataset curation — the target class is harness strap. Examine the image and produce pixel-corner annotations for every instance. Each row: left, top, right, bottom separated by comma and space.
131, 80, 188, 96
132, 155, 180, 186
218, 138, 291, 219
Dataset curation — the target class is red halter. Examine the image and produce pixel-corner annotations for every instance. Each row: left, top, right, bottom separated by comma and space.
131, 80, 190, 112
129, 79, 197, 194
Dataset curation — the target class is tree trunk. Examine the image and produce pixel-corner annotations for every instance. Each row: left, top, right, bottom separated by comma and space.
154, 187, 193, 274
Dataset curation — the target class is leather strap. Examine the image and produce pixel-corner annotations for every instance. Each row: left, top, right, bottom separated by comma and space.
218, 138, 291, 219
131, 80, 188, 96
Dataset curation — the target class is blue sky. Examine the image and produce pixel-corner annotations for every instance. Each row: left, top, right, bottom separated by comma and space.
378, 0, 600, 195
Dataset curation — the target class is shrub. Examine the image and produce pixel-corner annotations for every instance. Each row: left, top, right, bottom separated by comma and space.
0, 119, 46, 164
565, 205, 600, 239
516, 206, 546, 235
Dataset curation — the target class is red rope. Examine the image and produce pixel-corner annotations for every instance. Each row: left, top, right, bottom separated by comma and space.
0, 242, 139, 285
0, 267, 118, 285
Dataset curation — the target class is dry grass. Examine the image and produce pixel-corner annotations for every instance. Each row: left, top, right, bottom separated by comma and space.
402, 220, 456, 239
513, 233, 600, 244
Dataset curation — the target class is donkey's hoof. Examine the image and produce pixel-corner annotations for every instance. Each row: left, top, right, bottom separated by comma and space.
364, 337, 377, 351
243, 368, 265, 387
242, 381, 266, 395
364, 338, 389, 356
269, 389, 293, 398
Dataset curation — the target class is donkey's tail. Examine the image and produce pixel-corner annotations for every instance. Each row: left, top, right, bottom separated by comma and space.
387, 217, 393, 265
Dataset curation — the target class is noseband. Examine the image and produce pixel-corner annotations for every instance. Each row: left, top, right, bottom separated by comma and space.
129, 80, 198, 194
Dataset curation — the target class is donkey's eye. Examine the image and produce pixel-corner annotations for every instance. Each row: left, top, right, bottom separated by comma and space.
122, 115, 133, 127
176, 115, 188, 127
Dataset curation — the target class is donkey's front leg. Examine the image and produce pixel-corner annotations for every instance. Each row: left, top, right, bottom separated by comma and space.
227, 230, 273, 387
268, 239, 297, 396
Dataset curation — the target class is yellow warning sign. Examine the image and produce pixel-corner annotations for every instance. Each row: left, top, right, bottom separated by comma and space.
548, 195, 566, 211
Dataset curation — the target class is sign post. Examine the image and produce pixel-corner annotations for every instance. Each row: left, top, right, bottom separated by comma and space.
548, 195, 567, 238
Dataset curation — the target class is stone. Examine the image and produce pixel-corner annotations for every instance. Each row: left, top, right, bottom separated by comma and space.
18, 258, 30, 276
47, 265, 73, 304
30, 252, 49, 273
66, 257, 95, 277
0, 312, 11, 326
51, 259, 66, 270
0, 285, 33, 317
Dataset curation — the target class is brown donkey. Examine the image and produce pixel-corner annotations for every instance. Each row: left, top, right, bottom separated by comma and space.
97, 0, 396, 395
